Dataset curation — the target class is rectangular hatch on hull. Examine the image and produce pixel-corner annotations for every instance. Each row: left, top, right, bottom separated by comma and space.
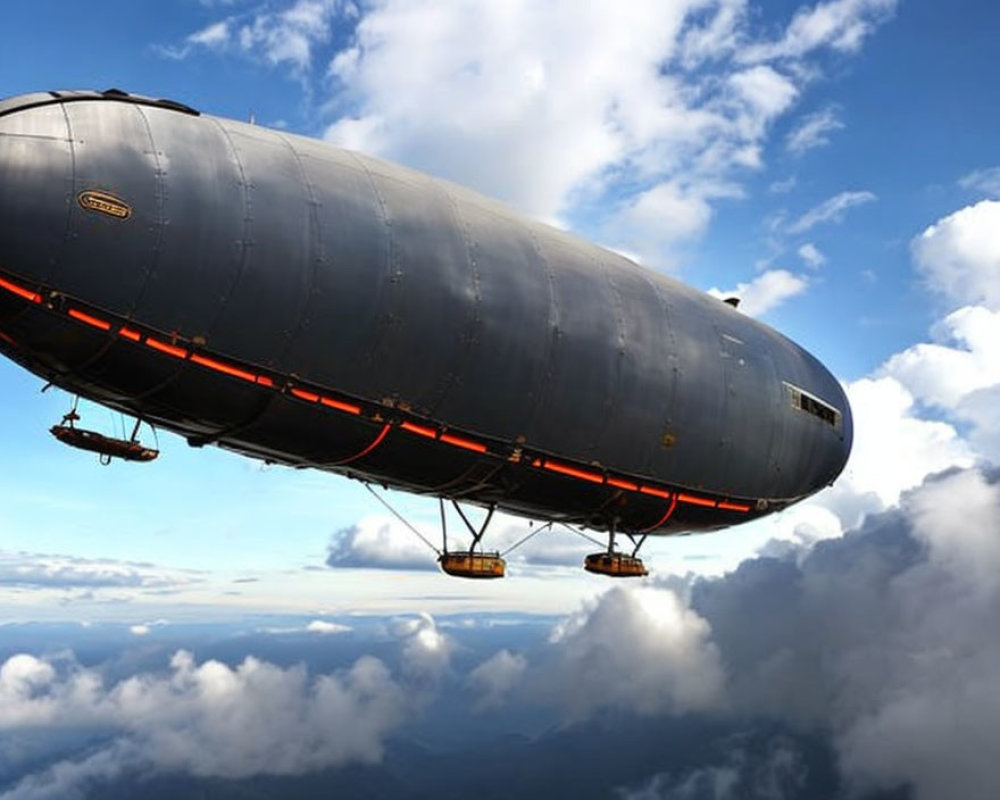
784, 382, 841, 430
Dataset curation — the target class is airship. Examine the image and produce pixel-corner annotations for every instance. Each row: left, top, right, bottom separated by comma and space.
0, 89, 852, 578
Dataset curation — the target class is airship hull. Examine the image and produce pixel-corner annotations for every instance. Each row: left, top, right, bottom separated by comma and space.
0, 90, 853, 535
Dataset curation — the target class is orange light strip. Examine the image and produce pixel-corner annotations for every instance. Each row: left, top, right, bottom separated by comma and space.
641, 493, 678, 533
44, 284, 759, 514
190, 353, 257, 384
320, 396, 362, 415
440, 433, 488, 453
0, 275, 42, 304
331, 423, 392, 465
68, 308, 112, 331
543, 460, 604, 484
0, 330, 18, 347
145, 337, 188, 359
400, 421, 437, 439
678, 493, 717, 508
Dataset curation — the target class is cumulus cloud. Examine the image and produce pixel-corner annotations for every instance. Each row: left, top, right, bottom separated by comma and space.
156, 0, 898, 268
705, 467, 1000, 799
912, 200, 1000, 310
466, 649, 526, 711
707, 269, 808, 316
525, 465, 1000, 799
0, 648, 411, 795
326, 517, 438, 571
786, 106, 844, 154
538, 586, 725, 721
786, 190, 876, 233
836, 376, 974, 510
393, 613, 452, 678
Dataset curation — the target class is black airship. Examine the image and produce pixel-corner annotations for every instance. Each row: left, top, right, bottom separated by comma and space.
0, 89, 852, 577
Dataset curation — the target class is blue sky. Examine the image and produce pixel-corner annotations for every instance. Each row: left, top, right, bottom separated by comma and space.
2, 0, 999, 622
3, 2, 1000, 798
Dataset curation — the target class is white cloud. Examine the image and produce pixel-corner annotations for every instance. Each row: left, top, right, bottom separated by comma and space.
394, 613, 452, 678
787, 190, 876, 233
769, 175, 797, 194
959, 166, 1000, 198
466, 649, 526, 711
539, 586, 725, 720
189, 20, 231, 47
158, 0, 898, 268
326, 517, 438, 571
128, 625, 150, 637
0, 648, 410, 786
797, 242, 826, 268
315, 0, 894, 262
707, 269, 808, 316
168, 0, 339, 71
912, 200, 1000, 310
880, 305, 1000, 410
786, 106, 844, 154
837, 376, 973, 510
740, 0, 898, 62
306, 619, 351, 634
0, 551, 193, 591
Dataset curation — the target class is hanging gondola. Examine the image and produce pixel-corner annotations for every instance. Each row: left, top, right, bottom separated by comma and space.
49, 400, 159, 464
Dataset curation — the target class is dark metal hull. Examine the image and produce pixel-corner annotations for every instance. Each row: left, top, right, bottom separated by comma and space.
0, 90, 853, 536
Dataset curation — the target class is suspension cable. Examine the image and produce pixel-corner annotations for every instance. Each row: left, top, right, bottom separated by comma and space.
363, 483, 441, 556
557, 522, 605, 549
500, 521, 553, 557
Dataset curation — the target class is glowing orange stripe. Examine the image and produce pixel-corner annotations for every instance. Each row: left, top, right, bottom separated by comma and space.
440, 433, 488, 453
543, 460, 604, 484
608, 477, 639, 491
68, 308, 111, 330
718, 501, 752, 513
639, 486, 671, 499
641, 493, 679, 533
291, 388, 320, 403
400, 421, 437, 439
190, 353, 256, 383
678, 493, 716, 508
0, 331, 17, 346
532, 459, 542, 468
0, 275, 41, 304
331, 423, 391, 465
118, 327, 141, 342
256, 376, 275, 388
146, 338, 188, 359
320, 396, 362, 415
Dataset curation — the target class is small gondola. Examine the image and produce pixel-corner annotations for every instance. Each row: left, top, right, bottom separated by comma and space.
49, 404, 158, 464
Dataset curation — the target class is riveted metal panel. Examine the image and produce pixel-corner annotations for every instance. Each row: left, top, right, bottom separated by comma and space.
58, 101, 159, 313
0, 104, 72, 290
203, 121, 312, 370
430, 189, 552, 439
354, 156, 472, 411
127, 110, 246, 338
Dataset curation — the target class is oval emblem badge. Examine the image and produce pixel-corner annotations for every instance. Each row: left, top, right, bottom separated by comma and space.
78, 190, 132, 220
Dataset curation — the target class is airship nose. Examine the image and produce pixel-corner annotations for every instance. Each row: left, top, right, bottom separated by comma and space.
0, 94, 73, 288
